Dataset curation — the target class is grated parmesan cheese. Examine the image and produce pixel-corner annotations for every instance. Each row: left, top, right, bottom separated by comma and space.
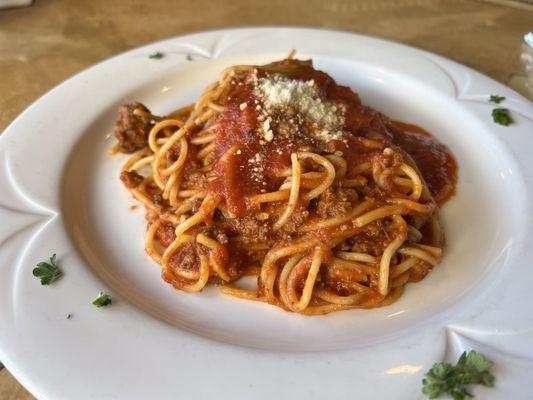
247, 153, 265, 183
254, 74, 347, 142
264, 129, 274, 142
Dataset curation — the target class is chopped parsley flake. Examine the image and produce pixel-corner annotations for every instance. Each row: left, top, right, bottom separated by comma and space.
33, 254, 62, 285
149, 52, 164, 60
92, 292, 112, 308
492, 108, 513, 126
489, 95, 505, 104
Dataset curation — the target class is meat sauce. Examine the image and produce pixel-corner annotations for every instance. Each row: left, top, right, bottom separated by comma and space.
128, 60, 459, 304
208, 60, 457, 217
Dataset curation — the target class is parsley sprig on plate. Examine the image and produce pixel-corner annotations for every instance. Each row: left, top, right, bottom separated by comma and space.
33, 254, 63, 285
422, 350, 495, 399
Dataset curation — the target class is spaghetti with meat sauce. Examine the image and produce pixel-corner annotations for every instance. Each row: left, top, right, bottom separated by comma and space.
111, 57, 457, 315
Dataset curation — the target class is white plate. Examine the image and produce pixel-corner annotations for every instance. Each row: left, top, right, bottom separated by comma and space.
1, 28, 532, 400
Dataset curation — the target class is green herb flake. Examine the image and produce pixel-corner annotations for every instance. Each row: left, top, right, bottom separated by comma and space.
489, 95, 505, 104
492, 108, 513, 126
186, 54, 193, 61
92, 292, 112, 308
66, 314, 72, 319
422, 350, 495, 399
149, 51, 164, 60
32, 254, 63, 285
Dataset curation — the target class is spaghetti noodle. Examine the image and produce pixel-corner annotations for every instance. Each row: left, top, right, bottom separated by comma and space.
113, 57, 457, 315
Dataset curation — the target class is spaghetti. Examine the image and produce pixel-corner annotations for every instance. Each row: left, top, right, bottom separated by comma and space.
113, 57, 457, 315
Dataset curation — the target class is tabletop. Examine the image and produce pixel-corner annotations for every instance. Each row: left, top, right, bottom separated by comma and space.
0, 0, 532, 398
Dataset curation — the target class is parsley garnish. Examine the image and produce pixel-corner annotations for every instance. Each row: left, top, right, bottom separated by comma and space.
32, 254, 62, 285
492, 108, 513, 126
149, 51, 164, 59
92, 292, 112, 307
422, 350, 495, 399
186, 54, 193, 61
489, 95, 505, 104
66, 314, 72, 319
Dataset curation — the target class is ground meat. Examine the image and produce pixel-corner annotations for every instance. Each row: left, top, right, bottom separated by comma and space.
281, 204, 309, 232
221, 215, 271, 244
169, 242, 199, 272
338, 222, 387, 256
203, 227, 229, 245
315, 187, 357, 217
181, 170, 210, 190
114, 102, 153, 153
155, 223, 176, 247
120, 170, 144, 188
152, 193, 164, 206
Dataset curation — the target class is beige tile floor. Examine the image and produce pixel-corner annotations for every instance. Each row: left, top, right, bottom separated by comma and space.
0, 0, 531, 398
